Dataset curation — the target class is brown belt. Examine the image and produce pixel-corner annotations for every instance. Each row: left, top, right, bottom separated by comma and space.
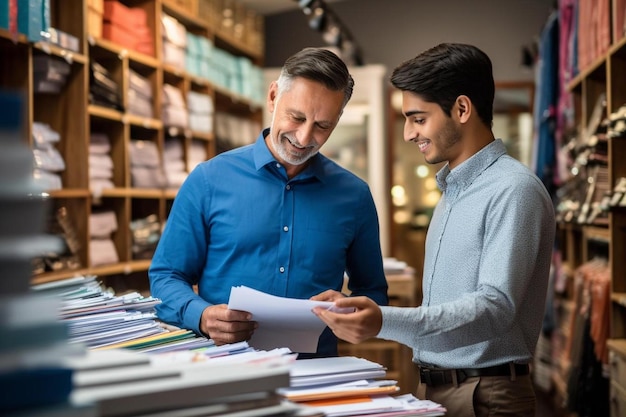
417, 363, 530, 387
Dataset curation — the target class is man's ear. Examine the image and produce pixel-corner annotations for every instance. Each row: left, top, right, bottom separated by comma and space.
267, 81, 278, 113
455, 95, 472, 123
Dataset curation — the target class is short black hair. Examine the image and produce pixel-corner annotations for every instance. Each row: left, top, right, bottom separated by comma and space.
390, 43, 495, 127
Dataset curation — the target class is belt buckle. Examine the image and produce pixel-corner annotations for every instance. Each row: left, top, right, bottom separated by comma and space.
420, 367, 433, 386
456, 369, 467, 384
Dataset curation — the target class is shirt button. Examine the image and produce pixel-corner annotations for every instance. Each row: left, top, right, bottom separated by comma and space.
283, 226, 289, 232
279, 266, 285, 273
276, 163, 281, 168
286, 184, 291, 190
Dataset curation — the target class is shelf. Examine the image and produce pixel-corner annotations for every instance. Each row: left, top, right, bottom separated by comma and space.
33, 41, 88, 64
48, 189, 91, 198
583, 225, 611, 243
89, 104, 124, 122
0, 0, 264, 290
126, 114, 163, 130
31, 260, 153, 285
612, 293, 626, 307
608, 339, 626, 357
162, 1, 208, 31
0, 27, 28, 44
88, 36, 159, 68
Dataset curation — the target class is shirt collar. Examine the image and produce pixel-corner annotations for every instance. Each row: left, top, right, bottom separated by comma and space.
435, 139, 507, 192
253, 128, 325, 182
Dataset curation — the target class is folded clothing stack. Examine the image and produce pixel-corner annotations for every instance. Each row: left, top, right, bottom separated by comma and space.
185, 32, 213, 80
161, 13, 186, 69
163, 139, 187, 188
128, 69, 153, 119
129, 140, 167, 188
130, 214, 161, 260
187, 90, 213, 134
214, 111, 261, 149
31, 122, 64, 191
89, 210, 119, 267
162, 83, 188, 128
103, 0, 153, 56
89, 132, 114, 194
90, 60, 123, 110
188, 140, 208, 173
32, 54, 71, 94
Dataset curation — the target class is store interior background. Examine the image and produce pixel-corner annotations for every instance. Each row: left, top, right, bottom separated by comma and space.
252, 0, 548, 278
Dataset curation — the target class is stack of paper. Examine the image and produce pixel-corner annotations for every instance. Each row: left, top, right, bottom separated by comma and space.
66, 348, 302, 417
227, 285, 354, 353
280, 356, 446, 417
31, 276, 171, 350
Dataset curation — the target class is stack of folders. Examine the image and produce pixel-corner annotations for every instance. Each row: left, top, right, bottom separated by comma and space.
29, 275, 256, 356
64, 347, 303, 417
30, 275, 188, 352
279, 356, 446, 417
0, 92, 96, 416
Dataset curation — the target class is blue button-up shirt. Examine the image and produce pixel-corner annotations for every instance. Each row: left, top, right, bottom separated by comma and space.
149, 130, 388, 356
378, 139, 555, 368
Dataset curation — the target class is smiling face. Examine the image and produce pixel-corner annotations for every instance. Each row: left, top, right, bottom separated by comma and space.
266, 77, 345, 178
401, 91, 465, 168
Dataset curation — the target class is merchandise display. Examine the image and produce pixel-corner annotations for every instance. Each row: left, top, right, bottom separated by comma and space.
548, 1, 626, 415
0, 0, 266, 287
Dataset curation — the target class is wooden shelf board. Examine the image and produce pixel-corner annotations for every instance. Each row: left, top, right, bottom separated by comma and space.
89, 104, 124, 122
129, 189, 165, 199
48, 188, 91, 198
31, 259, 153, 285
190, 131, 214, 141
611, 292, 626, 307
100, 188, 133, 198
33, 41, 87, 64
89, 260, 153, 277
164, 189, 179, 199
126, 114, 163, 130
0, 28, 28, 44
214, 85, 263, 113
162, 1, 208, 31
31, 268, 91, 285
610, 35, 626, 55
567, 53, 607, 92
90, 37, 158, 67
162, 64, 187, 79
214, 29, 262, 62
608, 339, 626, 357
583, 225, 611, 243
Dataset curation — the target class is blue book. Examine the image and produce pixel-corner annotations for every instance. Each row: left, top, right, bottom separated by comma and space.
0, 366, 73, 412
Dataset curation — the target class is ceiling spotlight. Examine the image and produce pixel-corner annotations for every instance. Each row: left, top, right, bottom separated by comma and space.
298, 0, 315, 8
322, 23, 341, 46
308, 7, 326, 31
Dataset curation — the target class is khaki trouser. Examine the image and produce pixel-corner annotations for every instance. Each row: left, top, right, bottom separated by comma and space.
416, 373, 536, 416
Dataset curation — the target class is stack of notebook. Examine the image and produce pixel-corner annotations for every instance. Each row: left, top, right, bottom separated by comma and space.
280, 356, 446, 417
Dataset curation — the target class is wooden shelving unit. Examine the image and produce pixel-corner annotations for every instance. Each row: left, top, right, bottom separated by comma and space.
553, 1, 626, 415
0, 0, 265, 293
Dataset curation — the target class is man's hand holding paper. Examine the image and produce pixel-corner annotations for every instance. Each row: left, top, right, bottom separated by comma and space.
199, 303, 257, 346
226, 286, 354, 353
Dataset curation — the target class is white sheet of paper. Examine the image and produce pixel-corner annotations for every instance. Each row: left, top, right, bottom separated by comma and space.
227, 286, 337, 353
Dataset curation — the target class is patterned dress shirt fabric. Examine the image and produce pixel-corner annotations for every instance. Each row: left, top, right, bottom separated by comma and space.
377, 139, 555, 368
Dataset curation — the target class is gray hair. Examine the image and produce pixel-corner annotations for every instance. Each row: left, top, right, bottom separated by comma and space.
276, 47, 354, 109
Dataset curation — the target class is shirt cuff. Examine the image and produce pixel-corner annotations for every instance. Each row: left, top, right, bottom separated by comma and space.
183, 298, 211, 335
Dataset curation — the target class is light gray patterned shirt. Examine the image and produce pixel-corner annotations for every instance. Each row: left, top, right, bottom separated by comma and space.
378, 139, 555, 368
